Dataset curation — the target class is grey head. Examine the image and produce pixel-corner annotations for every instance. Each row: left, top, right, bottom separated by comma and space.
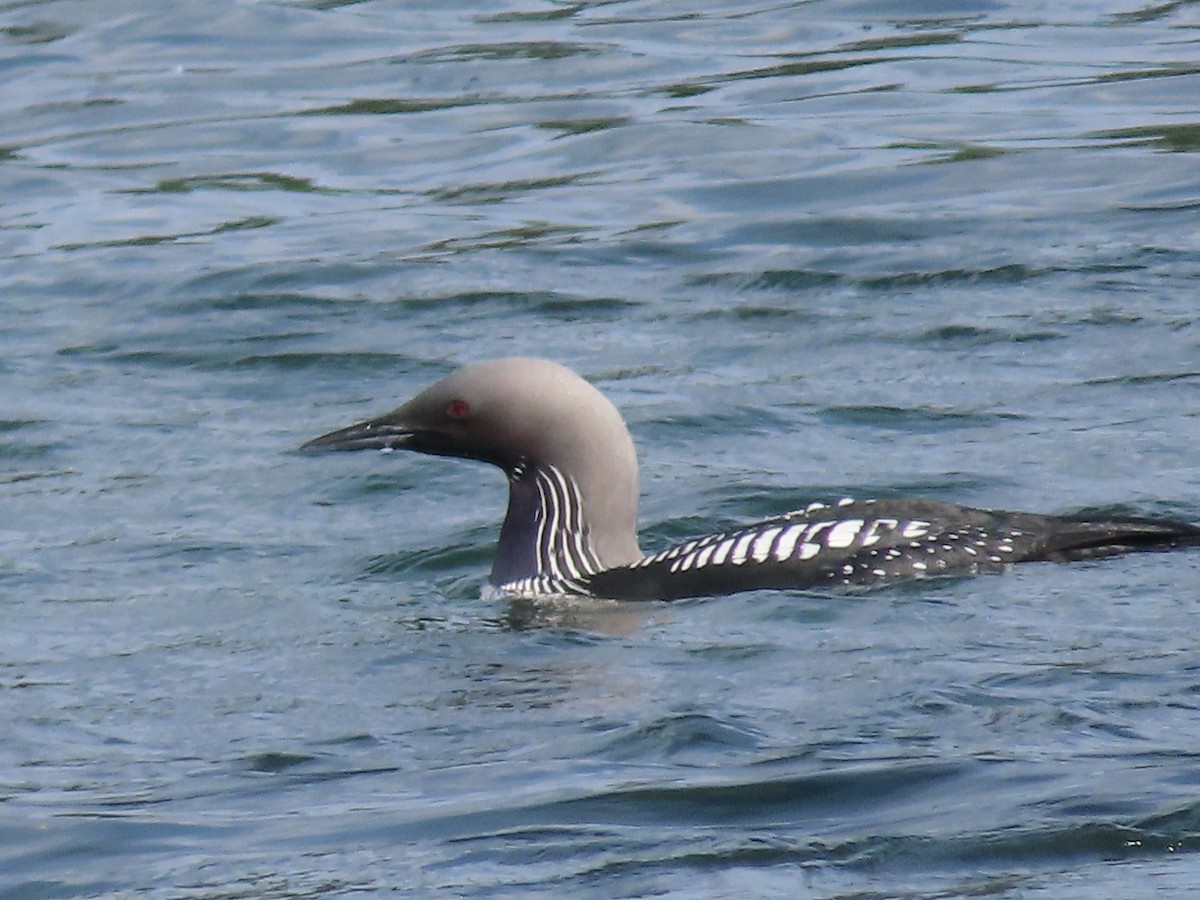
302, 357, 643, 588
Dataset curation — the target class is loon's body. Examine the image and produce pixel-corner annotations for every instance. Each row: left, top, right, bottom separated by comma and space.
302, 357, 1200, 601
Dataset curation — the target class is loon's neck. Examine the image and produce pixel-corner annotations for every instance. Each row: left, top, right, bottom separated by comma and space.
491, 461, 639, 589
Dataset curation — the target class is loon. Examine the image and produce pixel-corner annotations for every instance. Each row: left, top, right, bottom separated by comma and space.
302, 357, 1200, 601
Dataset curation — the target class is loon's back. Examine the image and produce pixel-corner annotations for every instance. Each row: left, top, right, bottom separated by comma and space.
581, 497, 1200, 601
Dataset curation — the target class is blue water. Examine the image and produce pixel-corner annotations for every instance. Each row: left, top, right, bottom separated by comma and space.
4, 1, 1200, 897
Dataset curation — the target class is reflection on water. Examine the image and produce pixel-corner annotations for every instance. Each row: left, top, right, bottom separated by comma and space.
504, 595, 664, 635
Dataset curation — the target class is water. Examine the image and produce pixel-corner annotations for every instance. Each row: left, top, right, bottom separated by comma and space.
3, 0, 1200, 896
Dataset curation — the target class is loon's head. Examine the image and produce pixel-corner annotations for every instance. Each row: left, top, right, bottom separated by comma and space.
301, 357, 631, 469
302, 357, 643, 574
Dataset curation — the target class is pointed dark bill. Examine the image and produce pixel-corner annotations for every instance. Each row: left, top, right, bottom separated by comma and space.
300, 418, 413, 452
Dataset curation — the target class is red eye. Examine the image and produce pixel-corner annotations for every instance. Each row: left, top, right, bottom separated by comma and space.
447, 399, 471, 418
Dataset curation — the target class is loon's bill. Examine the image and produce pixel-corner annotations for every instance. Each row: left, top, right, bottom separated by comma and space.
302, 357, 1200, 601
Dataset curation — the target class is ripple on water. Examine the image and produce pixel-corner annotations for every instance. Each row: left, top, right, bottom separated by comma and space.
595, 713, 765, 762
6, 1, 1200, 897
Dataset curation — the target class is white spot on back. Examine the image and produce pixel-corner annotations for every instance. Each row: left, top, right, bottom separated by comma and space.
730, 532, 756, 565
864, 518, 902, 547
773, 524, 805, 561
804, 521, 835, 543
826, 519, 865, 549
751, 527, 782, 563
710, 537, 735, 566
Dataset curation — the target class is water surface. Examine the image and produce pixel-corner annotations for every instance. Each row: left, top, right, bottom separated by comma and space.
3, 1, 1200, 897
